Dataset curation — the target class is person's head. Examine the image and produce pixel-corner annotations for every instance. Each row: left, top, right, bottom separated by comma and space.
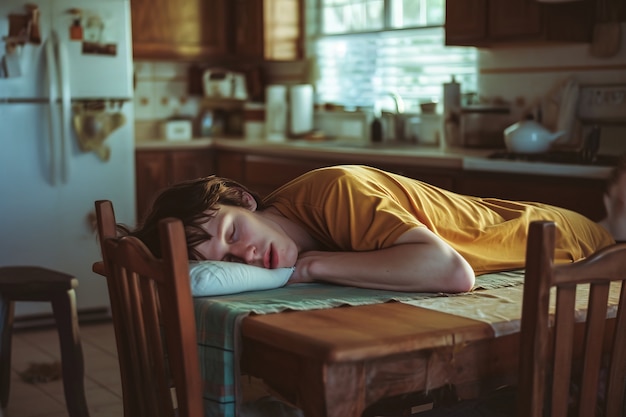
124, 175, 265, 260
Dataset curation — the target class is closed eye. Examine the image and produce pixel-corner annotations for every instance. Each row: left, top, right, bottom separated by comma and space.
223, 254, 245, 264
228, 223, 237, 243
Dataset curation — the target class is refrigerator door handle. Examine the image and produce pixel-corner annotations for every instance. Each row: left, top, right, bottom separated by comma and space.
44, 33, 60, 186
56, 31, 71, 184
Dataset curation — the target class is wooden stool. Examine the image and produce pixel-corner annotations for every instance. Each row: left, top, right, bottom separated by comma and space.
0, 266, 90, 417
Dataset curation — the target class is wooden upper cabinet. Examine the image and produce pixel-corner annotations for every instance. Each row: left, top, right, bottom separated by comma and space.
488, 0, 542, 40
231, 0, 303, 61
232, 0, 265, 59
131, 0, 227, 60
446, 0, 595, 47
264, 0, 303, 60
445, 0, 487, 43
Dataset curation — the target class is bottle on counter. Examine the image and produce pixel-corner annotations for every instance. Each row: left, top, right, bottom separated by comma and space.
442, 75, 462, 149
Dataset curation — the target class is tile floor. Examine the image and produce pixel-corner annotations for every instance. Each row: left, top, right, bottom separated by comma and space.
4, 321, 434, 417
4, 321, 122, 417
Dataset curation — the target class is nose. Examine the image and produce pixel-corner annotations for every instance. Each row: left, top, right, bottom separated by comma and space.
230, 242, 258, 265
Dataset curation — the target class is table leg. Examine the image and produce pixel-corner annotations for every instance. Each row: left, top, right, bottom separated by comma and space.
298, 360, 367, 417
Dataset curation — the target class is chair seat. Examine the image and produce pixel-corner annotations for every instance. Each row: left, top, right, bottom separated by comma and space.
0, 266, 77, 299
0, 265, 89, 417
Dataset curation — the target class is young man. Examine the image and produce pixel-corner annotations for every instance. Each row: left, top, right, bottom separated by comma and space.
126, 165, 614, 294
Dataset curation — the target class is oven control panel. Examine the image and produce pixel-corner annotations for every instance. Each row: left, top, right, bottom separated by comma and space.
578, 84, 626, 122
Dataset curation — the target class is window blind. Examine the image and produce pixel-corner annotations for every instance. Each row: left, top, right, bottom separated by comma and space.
312, 28, 477, 112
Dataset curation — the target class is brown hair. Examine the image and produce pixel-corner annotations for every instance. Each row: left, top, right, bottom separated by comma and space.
120, 175, 263, 259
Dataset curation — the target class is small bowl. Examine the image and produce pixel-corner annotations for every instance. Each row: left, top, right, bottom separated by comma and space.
420, 102, 437, 114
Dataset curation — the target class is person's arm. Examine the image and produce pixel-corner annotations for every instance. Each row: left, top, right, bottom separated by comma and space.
289, 227, 475, 293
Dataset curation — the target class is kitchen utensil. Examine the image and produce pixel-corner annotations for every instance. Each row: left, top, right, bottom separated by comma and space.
202, 68, 248, 99
581, 125, 601, 163
504, 119, 565, 154
160, 119, 192, 141
460, 105, 512, 148
555, 78, 579, 145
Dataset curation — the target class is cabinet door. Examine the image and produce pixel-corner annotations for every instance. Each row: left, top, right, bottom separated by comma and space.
488, 0, 541, 40
445, 0, 487, 45
170, 150, 216, 183
232, 0, 265, 59
131, 0, 227, 60
446, 0, 595, 46
263, 0, 303, 60
245, 155, 328, 197
458, 172, 606, 221
135, 151, 170, 220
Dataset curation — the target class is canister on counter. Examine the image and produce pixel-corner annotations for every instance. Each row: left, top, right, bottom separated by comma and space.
442, 76, 461, 148
243, 102, 266, 140
460, 105, 513, 148
266, 85, 288, 142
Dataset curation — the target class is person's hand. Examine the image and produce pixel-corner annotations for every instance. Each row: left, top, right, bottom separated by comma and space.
287, 251, 320, 284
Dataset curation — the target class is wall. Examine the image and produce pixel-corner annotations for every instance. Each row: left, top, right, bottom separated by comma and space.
132, 60, 309, 141
477, 24, 626, 102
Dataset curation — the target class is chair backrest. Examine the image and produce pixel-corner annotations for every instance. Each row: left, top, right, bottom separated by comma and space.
517, 221, 626, 417
94, 200, 203, 417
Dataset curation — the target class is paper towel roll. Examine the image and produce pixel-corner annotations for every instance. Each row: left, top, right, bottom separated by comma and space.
289, 84, 314, 136
266, 85, 287, 142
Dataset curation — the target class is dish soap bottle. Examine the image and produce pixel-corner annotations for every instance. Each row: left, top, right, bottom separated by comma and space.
371, 104, 383, 143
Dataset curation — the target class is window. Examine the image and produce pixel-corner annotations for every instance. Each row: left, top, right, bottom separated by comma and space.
309, 0, 477, 112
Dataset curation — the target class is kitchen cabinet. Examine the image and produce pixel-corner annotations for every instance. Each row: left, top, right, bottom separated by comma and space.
231, 0, 265, 60
135, 149, 215, 219
457, 171, 606, 221
130, 0, 227, 60
131, 0, 303, 61
231, 0, 304, 61
214, 151, 459, 198
137, 145, 605, 228
214, 149, 603, 221
445, 0, 595, 46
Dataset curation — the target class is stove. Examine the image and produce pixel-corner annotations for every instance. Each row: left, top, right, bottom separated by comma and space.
488, 150, 619, 167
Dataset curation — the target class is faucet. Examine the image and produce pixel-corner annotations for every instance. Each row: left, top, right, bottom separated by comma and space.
376, 92, 407, 142
382, 91, 405, 114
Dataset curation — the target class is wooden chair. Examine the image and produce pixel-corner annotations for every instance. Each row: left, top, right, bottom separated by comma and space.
93, 200, 203, 417
415, 221, 626, 417
517, 220, 626, 417
0, 266, 89, 417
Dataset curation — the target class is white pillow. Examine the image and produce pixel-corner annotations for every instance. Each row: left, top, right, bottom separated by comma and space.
189, 260, 295, 297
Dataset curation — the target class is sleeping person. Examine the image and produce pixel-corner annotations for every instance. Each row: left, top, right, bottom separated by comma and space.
121, 165, 614, 294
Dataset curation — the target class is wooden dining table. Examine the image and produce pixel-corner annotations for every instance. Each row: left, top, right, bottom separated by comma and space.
239, 298, 617, 417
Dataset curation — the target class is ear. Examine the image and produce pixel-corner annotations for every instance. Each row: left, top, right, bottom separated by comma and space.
241, 191, 258, 211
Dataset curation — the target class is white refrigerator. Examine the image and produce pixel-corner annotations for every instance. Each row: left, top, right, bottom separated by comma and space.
0, 0, 135, 322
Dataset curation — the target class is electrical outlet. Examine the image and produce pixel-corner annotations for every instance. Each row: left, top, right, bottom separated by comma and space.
577, 84, 626, 122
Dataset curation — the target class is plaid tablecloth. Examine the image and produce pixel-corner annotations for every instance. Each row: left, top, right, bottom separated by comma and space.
193, 271, 526, 417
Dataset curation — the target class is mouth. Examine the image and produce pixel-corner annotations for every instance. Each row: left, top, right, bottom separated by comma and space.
263, 246, 272, 269
268, 245, 279, 269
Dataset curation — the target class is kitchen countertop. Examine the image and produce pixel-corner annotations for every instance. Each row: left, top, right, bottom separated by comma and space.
135, 137, 613, 180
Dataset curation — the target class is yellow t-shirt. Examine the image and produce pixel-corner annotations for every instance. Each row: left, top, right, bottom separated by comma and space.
263, 165, 614, 275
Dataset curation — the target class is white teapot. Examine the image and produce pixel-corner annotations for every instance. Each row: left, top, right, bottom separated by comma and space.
503, 120, 565, 154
